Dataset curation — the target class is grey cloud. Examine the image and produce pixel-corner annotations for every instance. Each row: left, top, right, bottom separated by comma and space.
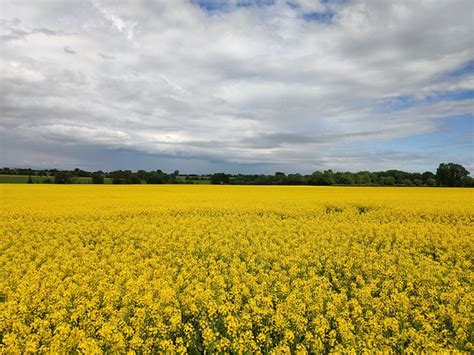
98, 52, 116, 60
90, 0, 137, 40
31, 27, 63, 36
1, 17, 65, 42
0, 17, 21, 26
239, 129, 391, 148
0, 0, 473, 173
63, 46, 77, 54
0, 27, 28, 41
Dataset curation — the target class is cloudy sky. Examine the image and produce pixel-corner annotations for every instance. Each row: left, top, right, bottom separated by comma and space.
1, 0, 473, 174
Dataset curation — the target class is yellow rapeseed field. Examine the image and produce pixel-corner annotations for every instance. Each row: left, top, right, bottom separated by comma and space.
0, 185, 473, 353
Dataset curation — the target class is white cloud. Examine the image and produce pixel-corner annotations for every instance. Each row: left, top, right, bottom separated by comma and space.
1, 61, 45, 82
0, 0, 473, 172
21, 124, 130, 145
90, 0, 137, 40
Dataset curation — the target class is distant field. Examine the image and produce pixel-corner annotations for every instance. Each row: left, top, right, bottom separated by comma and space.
176, 176, 211, 184
187, 179, 211, 184
0, 174, 210, 184
0, 175, 34, 183
0, 175, 113, 184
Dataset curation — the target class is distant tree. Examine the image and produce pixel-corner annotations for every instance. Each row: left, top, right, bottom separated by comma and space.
129, 175, 141, 184
372, 172, 383, 185
285, 173, 305, 185
254, 175, 278, 185
309, 170, 334, 186
110, 170, 141, 184
211, 173, 230, 184
355, 172, 371, 185
43, 177, 53, 184
384, 170, 412, 184
426, 178, 437, 186
91, 171, 104, 184
334, 172, 355, 185
271, 172, 285, 184
73, 168, 91, 177
308, 171, 322, 185
54, 171, 72, 184
112, 177, 124, 184
380, 176, 396, 186
436, 163, 470, 187
168, 170, 179, 184
462, 176, 474, 187
145, 170, 169, 184
136, 170, 149, 181
412, 179, 423, 186
422, 171, 436, 184
3, 164, 471, 187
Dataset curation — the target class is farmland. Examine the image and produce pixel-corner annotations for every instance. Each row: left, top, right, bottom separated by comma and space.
0, 175, 114, 184
0, 185, 472, 353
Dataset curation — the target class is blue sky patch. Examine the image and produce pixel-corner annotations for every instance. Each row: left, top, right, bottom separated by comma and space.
302, 10, 335, 23
424, 89, 474, 103
388, 115, 473, 161
190, 0, 276, 12
375, 89, 474, 114
446, 60, 474, 78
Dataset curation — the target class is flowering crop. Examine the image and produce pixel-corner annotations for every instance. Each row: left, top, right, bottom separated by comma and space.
0, 185, 472, 353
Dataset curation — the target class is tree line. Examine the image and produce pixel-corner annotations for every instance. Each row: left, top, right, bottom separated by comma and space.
210, 163, 472, 187
1, 162, 472, 187
0, 168, 182, 185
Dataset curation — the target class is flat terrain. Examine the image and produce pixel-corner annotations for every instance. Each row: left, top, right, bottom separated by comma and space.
0, 185, 472, 352
175, 176, 211, 184
0, 175, 48, 183
0, 175, 114, 184
0, 175, 208, 184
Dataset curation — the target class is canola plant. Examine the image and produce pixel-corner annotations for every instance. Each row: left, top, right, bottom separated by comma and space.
0, 185, 472, 353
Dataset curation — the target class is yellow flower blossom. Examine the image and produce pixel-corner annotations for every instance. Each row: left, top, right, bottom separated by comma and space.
0, 185, 472, 353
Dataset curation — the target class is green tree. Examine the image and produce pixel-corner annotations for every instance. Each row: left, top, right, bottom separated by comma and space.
91, 171, 105, 184
462, 176, 474, 187
334, 172, 355, 185
401, 179, 412, 186
355, 172, 371, 185
210, 173, 230, 184
54, 171, 72, 184
146, 170, 169, 184
110, 170, 141, 184
285, 173, 305, 185
426, 178, 437, 186
380, 176, 395, 186
422, 171, 436, 184
412, 179, 423, 186
27, 175, 33, 184
136, 170, 148, 181
436, 163, 470, 187
308, 170, 334, 186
